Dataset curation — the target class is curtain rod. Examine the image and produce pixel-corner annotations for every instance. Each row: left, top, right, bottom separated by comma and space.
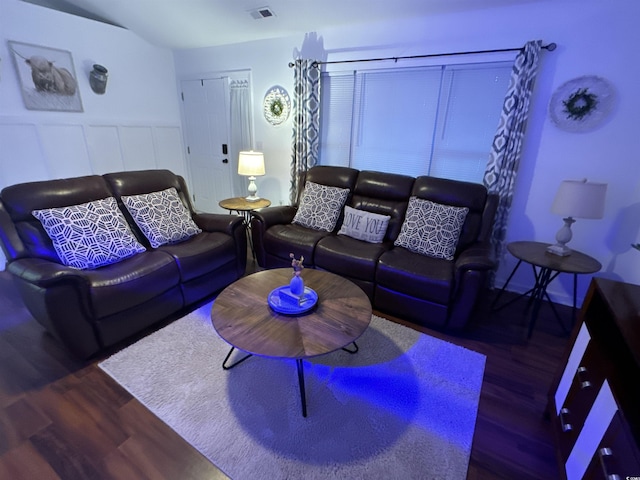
288, 42, 556, 68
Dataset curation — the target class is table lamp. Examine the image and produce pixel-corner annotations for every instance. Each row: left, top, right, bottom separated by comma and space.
238, 151, 265, 201
547, 179, 607, 256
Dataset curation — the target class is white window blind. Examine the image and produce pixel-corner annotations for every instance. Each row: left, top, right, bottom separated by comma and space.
318, 72, 355, 167
318, 61, 512, 184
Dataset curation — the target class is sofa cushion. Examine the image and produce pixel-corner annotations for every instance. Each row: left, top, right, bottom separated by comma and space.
82, 250, 181, 318
349, 170, 415, 242
315, 234, 389, 281
263, 223, 330, 267
157, 230, 238, 282
377, 247, 454, 304
32, 197, 146, 270
292, 181, 350, 232
338, 206, 390, 243
394, 197, 468, 260
122, 187, 202, 248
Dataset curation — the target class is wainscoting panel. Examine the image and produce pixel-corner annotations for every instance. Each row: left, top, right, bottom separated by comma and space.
39, 124, 92, 179
86, 125, 125, 175
0, 123, 49, 188
0, 118, 187, 271
119, 126, 157, 172
153, 126, 187, 178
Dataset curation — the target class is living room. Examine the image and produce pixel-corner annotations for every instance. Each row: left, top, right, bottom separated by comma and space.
1, 0, 639, 299
0, 0, 638, 478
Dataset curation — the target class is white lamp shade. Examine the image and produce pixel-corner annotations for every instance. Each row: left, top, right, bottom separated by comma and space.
551, 180, 607, 219
238, 151, 265, 176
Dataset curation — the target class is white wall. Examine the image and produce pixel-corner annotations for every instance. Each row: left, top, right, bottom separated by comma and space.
175, 36, 300, 207
0, 0, 187, 269
174, 0, 640, 306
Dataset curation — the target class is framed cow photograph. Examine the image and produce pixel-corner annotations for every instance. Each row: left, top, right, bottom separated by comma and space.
9, 41, 83, 112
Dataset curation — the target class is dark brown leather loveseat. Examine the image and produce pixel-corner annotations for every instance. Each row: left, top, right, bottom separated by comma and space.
251, 166, 497, 331
0, 169, 247, 358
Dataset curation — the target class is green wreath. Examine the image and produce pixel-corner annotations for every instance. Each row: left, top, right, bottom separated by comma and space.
563, 88, 598, 121
270, 98, 284, 117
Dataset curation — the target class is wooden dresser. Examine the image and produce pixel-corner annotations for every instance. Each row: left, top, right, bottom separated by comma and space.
548, 277, 640, 479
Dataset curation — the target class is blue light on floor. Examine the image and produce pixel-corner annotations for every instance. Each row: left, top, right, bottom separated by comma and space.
303, 336, 482, 451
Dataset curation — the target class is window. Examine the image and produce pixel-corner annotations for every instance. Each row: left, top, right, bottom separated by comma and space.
318, 61, 512, 184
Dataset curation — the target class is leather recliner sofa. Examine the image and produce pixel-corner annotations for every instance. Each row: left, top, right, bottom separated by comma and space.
0, 169, 247, 358
251, 166, 498, 331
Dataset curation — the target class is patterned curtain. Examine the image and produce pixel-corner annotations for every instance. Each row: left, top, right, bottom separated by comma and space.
483, 40, 543, 281
290, 59, 321, 205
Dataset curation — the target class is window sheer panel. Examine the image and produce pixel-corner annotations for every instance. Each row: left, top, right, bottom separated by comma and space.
351, 68, 442, 178
319, 72, 354, 167
430, 64, 512, 183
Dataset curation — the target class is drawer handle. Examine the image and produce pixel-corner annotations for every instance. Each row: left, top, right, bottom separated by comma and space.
598, 447, 621, 480
577, 366, 592, 389
559, 407, 572, 432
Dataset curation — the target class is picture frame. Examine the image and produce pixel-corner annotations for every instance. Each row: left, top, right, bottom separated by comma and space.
8, 40, 83, 112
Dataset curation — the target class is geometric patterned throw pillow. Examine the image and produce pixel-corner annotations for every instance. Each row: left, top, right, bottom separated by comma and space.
32, 197, 146, 270
122, 187, 202, 248
292, 181, 350, 232
394, 197, 468, 260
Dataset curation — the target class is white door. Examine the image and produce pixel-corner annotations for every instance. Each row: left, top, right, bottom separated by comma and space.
181, 77, 232, 213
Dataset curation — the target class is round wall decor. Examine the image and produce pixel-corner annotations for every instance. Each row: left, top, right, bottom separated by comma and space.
263, 86, 291, 126
548, 75, 615, 133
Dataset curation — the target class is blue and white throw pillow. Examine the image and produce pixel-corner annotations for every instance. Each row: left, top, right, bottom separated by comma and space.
338, 205, 390, 243
394, 197, 468, 260
32, 197, 146, 270
292, 181, 350, 232
122, 187, 202, 248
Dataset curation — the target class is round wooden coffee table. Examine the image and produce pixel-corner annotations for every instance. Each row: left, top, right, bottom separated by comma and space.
211, 268, 372, 417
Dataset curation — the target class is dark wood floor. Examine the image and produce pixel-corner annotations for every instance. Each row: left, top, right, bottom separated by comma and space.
0, 256, 570, 479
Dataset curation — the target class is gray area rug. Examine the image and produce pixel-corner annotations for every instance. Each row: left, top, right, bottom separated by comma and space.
99, 301, 486, 479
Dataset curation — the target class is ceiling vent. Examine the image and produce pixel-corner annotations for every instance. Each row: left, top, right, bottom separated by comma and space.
249, 6, 275, 19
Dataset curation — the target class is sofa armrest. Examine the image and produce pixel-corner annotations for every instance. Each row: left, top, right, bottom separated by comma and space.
447, 242, 495, 330
0, 201, 27, 262
8, 257, 91, 288
7, 257, 103, 358
250, 205, 297, 228
193, 212, 244, 236
193, 212, 247, 276
455, 242, 495, 273
249, 206, 297, 268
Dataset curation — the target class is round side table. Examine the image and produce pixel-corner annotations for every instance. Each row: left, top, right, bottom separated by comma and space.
492, 241, 601, 338
218, 197, 271, 222
218, 197, 271, 259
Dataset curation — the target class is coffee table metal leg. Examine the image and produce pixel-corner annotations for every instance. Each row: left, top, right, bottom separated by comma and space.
222, 346, 253, 370
342, 341, 359, 354
296, 358, 307, 417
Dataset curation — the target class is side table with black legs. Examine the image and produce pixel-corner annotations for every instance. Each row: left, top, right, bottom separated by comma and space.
492, 241, 601, 338
218, 197, 271, 259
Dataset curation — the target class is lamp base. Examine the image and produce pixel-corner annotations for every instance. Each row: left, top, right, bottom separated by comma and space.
547, 244, 572, 256
548, 216, 575, 257
245, 176, 260, 202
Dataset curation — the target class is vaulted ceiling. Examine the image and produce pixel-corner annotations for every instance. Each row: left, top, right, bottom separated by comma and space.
23, 0, 552, 50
